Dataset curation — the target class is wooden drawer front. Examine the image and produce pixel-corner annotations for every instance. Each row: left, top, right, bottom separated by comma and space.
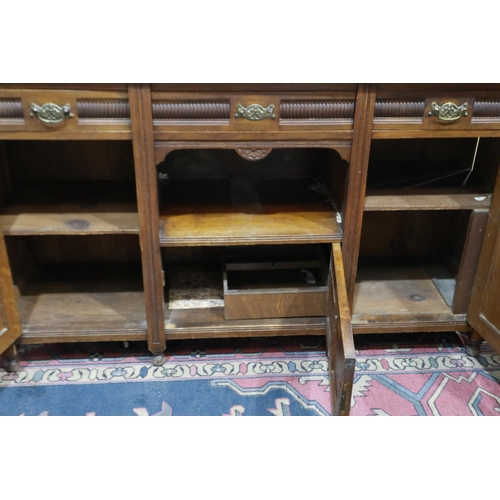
224, 287, 326, 320
152, 92, 356, 136
0, 89, 131, 136
374, 92, 500, 135
223, 246, 328, 320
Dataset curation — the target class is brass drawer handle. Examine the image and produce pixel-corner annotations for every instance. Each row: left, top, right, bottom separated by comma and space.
235, 103, 275, 121
30, 102, 74, 124
428, 101, 468, 122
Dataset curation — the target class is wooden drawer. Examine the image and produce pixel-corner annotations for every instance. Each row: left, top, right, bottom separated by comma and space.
0, 89, 131, 138
151, 86, 357, 140
223, 245, 328, 320
373, 84, 500, 137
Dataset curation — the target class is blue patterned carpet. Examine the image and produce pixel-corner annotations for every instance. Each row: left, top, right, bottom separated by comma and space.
1, 333, 499, 416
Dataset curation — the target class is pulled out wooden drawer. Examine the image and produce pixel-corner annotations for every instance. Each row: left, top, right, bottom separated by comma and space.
223, 245, 328, 320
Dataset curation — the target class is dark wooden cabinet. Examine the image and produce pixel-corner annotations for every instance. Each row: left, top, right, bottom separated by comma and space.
1, 83, 499, 416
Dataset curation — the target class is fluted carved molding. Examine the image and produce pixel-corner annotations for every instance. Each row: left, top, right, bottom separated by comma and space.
77, 101, 130, 119
374, 101, 425, 118
0, 99, 23, 119
473, 101, 500, 118
153, 102, 230, 121
280, 101, 354, 120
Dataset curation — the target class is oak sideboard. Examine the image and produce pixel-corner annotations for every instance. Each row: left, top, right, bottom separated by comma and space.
1, 83, 499, 415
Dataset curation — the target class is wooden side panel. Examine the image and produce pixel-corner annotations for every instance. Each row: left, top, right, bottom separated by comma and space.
468, 166, 500, 352
0, 226, 22, 354
326, 243, 355, 416
452, 209, 488, 313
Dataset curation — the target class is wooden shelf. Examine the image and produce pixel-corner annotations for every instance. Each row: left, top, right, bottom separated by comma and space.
18, 263, 147, 343
165, 307, 325, 339
159, 178, 342, 246
1, 181, 139, 236
351, 262, 469, 333
364, 187, 492, 211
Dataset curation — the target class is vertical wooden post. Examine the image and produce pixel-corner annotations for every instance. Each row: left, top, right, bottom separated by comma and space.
128, 84, 166, 364
342, 83, 377, 308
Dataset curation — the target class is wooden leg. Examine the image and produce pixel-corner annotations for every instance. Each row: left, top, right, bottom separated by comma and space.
2, 344, 20, 373
465, 329, 484, 357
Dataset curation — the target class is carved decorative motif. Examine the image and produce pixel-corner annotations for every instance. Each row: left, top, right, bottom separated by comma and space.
0, 99, 23, 119
374, 101, 425, 118
235, 103, 275, 121
77, 101, 130, 119
473, 101, 500, 118
429, 101, 468, 122
30, 102, 73, 124
280, 101, 354, 120
236, 148, 273, 161
153, 102, 230, 120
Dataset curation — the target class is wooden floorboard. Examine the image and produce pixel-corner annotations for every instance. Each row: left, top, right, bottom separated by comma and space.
351, 262, 467, 332
17, 263, 147, 341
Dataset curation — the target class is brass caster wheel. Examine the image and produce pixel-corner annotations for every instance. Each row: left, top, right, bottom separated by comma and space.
152, 354, 165, 366
4, 357, 21, 373
466, 342, 481, 358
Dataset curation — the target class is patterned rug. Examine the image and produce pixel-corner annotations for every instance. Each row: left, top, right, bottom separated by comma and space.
1, 332, 499, 416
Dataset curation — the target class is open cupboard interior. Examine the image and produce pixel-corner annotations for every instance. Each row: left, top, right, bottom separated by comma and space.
156, 144, 348, 340
0, 139, 145, 343
353, 135, 499, 333
5, 234, 146, 342
156, 146, 348, 246
1, 83, 500, 415
0, 140, 138, 236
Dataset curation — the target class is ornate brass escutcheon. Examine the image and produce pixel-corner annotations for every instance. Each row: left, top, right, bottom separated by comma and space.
30, 102, 74, 124
235, 103, 275, 121
428, 101, 468, 122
